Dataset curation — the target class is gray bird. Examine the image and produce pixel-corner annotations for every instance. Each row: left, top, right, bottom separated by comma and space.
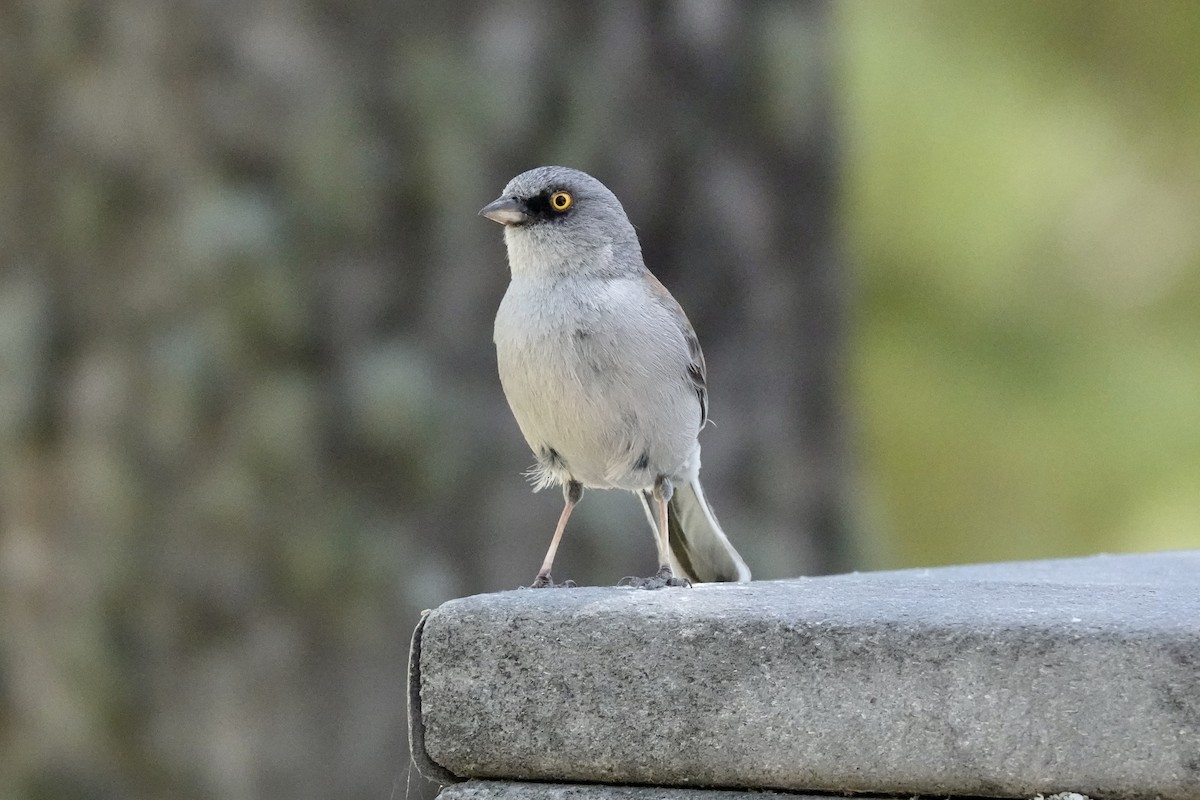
480, 166, 751, 588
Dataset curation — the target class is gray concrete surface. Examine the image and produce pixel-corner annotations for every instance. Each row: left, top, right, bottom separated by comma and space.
437, 780, 1094, 800
410, 551, 1200, 799
437, 780, 839, 800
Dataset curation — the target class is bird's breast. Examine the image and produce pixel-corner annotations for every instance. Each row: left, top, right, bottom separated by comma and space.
493, 277, 700, 490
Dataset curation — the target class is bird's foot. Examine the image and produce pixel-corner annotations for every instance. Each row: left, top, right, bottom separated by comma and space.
523, 572, 576, 589
619, 565, 691, 589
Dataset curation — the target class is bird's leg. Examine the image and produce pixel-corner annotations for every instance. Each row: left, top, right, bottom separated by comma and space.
530, 480, 582, 588
620, 475, 691, 589
653, 477, 691, 587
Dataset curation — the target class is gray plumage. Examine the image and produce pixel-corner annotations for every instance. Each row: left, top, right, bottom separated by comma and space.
482, 166, 750, 586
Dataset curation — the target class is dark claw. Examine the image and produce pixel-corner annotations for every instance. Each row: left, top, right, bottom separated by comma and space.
523, 573, 577, 589
618, 566, 691, 590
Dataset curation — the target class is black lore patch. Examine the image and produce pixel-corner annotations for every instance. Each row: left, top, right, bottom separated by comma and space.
523, 190, 574, 223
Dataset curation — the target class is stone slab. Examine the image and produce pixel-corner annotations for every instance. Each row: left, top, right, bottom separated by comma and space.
438, 780, 848, 800
409, 551, 1200, 799
437, 779, 1094, 800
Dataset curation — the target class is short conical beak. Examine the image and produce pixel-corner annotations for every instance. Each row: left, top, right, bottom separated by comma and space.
479, 196, 528, 226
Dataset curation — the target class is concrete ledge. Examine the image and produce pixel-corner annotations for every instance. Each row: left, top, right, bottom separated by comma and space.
438, 780, 834, 800
410, 551, 1200, 799
438, 780, 1093, 800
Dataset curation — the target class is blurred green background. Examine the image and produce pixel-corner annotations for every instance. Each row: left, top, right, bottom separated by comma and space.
845, 2, 1200, 566
1, 2, 1197, 799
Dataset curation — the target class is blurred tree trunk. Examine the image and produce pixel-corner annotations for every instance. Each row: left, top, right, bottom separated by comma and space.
0, 2, 844, 799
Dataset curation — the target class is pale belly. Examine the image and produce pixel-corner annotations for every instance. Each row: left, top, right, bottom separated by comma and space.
494, 289, 701, 491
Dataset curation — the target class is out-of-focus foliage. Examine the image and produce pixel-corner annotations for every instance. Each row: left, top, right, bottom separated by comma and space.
844, 1, 1200, 567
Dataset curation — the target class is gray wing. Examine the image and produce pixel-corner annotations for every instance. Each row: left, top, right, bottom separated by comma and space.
646, 272, 709, 429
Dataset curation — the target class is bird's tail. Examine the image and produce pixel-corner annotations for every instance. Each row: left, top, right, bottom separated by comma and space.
641, 478, 751, 583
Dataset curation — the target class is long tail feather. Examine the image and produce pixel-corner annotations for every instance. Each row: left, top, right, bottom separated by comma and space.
640, 479, 750, 582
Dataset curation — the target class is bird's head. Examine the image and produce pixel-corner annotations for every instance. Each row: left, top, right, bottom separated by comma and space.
480, 166, 641, 278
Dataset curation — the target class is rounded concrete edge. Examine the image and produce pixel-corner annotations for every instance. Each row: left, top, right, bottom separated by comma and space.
409, 608, 461, 786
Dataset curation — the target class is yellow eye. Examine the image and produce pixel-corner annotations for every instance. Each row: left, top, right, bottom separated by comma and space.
550, 191, 573, 212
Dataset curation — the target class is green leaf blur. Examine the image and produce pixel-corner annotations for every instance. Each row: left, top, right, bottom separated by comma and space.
843, 1, 1200, 566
